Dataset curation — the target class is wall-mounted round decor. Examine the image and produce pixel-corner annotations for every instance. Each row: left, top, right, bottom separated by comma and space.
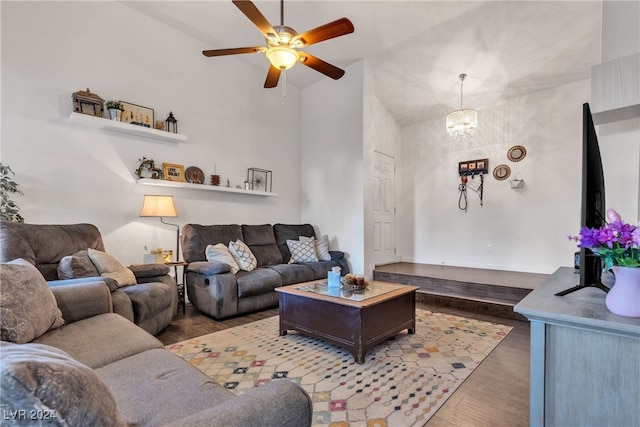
493, 164, 511, 181
507, 145, 527, 162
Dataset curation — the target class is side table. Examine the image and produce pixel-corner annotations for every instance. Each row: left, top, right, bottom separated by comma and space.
165, 261, 188, 314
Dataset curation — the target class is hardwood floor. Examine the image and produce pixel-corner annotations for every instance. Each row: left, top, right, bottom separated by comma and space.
157, 302, 530, 427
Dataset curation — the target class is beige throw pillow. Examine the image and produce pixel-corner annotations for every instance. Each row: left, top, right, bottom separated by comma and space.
228, 240, 257, 272
0, 259, 65, 343
206, 243, 240, 274
87, 249, 137, 287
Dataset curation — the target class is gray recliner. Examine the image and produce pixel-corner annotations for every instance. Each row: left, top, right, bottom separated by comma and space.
0, 222, 177, 335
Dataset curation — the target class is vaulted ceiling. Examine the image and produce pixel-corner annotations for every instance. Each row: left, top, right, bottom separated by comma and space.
125, 1, 602, 126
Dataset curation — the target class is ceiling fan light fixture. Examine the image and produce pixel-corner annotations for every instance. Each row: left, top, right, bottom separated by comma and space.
446, 73, 477, 140
266, 46, 299, 70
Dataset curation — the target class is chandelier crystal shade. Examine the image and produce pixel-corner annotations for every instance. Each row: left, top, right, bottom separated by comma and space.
447, 73, 477, 139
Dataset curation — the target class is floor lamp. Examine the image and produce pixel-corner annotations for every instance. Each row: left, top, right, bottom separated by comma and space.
140, 194, 180, 262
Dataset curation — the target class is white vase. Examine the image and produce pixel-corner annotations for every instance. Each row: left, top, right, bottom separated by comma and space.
605, 266, 640, 317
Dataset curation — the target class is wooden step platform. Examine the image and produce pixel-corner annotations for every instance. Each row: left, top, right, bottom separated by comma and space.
373, 263, 548, 320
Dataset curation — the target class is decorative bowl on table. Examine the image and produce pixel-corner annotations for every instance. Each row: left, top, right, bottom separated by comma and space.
341, 274, 367, 291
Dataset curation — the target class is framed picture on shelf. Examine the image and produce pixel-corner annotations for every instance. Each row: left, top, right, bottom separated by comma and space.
162, 163, 185, 182
121, 101, 154, 128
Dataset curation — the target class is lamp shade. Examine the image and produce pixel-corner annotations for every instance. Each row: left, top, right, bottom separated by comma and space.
140, 195, 178, 217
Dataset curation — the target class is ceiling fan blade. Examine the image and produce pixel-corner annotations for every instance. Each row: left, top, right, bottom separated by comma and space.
291, 18, 354, 47
264, 65, 281, 88
299, 52, 345, 80
232, 0, 278, 40
202, 47, 263, 57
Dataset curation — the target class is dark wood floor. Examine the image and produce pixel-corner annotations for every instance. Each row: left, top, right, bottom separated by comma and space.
158, 302, 530, 427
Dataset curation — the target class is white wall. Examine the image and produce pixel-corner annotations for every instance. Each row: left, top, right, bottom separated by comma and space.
363, 62, 402, 276
399, 80, 590, 274
1, 2, 302, 265
598, 0, 640, 221
301, 61, 365, 274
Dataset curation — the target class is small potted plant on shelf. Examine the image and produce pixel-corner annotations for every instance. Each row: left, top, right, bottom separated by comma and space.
105, 100, 124, 121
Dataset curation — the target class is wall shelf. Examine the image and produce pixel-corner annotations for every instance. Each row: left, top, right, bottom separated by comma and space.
137, 178, 277, 197
68, 112, 187, 143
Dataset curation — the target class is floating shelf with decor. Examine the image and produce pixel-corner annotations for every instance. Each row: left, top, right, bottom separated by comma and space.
136, 178, 277, 197
68, 112, 187, 143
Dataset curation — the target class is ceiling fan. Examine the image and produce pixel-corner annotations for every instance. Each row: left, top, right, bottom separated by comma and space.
202, 0, 354, 88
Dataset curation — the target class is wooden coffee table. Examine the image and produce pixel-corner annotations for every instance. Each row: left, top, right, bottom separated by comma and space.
275, 280, 417, 364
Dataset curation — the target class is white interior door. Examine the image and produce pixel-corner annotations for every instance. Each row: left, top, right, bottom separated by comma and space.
372, 151, 396, 266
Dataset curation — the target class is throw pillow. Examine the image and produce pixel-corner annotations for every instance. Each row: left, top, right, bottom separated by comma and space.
228, 240, 257, 272
0, 259, 65, 344
206, 243, 240, 274
286, 239, 319, 263
57, 249, 100, 279
87, 249, 137, 287
301, 235, 332, 261
0, 341, 126, 427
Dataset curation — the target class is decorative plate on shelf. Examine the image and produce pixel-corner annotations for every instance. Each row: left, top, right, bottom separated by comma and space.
185, 166, 205, 184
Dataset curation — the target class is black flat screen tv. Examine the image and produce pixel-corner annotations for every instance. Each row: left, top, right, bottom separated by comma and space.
556, 103, 609, 296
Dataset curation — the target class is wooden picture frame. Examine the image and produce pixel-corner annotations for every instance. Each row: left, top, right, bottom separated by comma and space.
121, 101, 154, 128
162, 163, 185, 182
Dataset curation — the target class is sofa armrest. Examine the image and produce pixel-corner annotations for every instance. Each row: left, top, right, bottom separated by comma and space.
50, 281, 113, 324
167, 380, 312, 427
49, 276, 119, 292
329, 250, 345, 260
186, 261, 231, 275
128, 263, 170, 279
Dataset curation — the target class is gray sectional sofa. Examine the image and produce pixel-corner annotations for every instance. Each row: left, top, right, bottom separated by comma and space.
181, 223, 349, 319
0, 259, 312, 426
0, 222, 177, 335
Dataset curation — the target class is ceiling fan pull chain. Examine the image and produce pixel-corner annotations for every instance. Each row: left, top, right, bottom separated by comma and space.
281, 70, 287, 105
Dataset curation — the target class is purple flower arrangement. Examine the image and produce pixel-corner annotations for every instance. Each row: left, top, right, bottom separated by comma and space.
568, 209, 640, 270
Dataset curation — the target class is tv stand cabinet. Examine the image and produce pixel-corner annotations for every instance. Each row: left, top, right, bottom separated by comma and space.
514, 267, 639, 427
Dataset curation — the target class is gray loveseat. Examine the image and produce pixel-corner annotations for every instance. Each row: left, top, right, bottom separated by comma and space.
0, 222, 177, 335
181, 223, 349, 319
0, 259, 312, 426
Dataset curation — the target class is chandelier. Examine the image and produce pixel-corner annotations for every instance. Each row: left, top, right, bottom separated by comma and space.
446, 73, 477, 140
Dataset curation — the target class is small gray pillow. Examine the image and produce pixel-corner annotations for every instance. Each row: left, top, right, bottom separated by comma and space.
0, 341, 126, 427
0, 259, 65, 344
57, 249, 100, 279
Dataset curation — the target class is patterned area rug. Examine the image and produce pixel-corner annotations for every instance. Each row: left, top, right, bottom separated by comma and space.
167, 310, 512, 427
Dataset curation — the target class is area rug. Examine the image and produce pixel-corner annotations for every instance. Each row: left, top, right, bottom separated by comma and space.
167, 310, 512, 427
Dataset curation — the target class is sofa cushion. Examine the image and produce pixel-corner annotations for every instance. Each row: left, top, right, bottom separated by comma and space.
268, 264, 315, 286
88, 249, 137, 287
236, 268, 282, 297
286, 239, 319, 263
0, 341, 126, 427
241, 224, 283, 266
301, 235, 332, 261
206, 243, 240, 274
57, 249, 100, 279
128, 263, 170, 279
273, 224, 316, 263
229, 240, 257, 272
181, 224, 243, 263
121, 282, 175, 324
34, 313, 163, 369
0, 259, 65, 344
97, 348, 234, 426
302, 261, 342, 280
